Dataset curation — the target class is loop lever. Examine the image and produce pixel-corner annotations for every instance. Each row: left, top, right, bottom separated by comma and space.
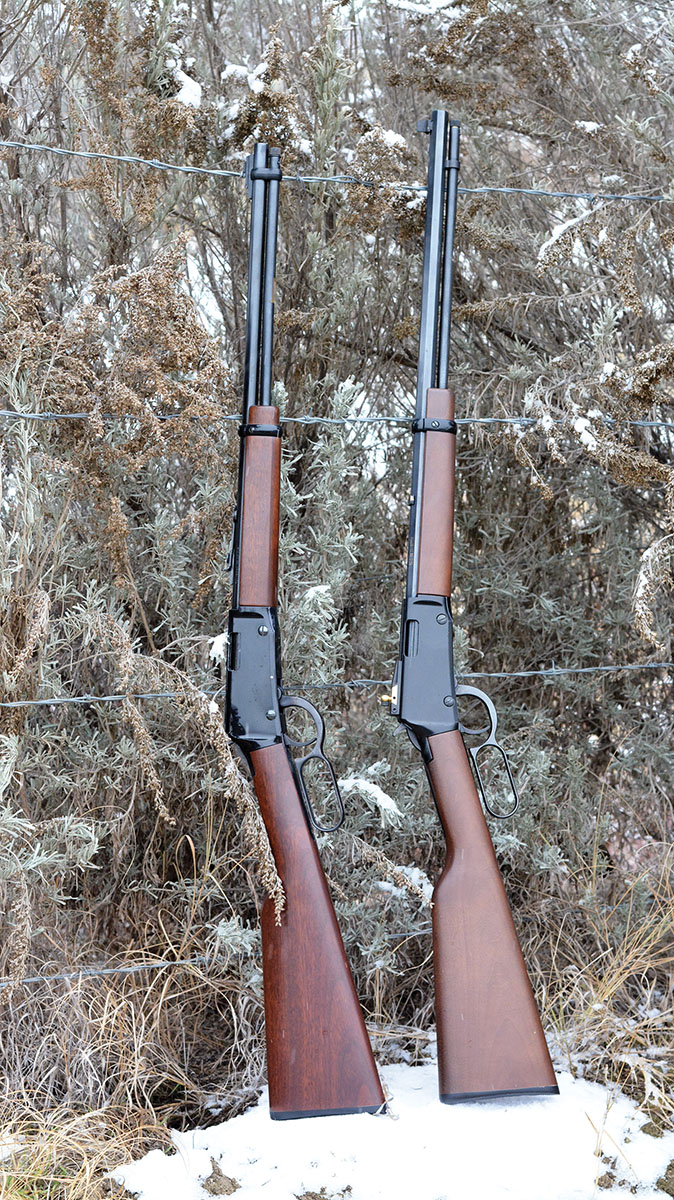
456, 684, 519, 819
280, 694, 345, 832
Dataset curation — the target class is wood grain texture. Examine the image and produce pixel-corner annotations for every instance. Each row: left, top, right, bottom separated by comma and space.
427, 729, 558, 1100
238, 405, 280, 606
250, 741, 385, 1118
417, 388, 456, 596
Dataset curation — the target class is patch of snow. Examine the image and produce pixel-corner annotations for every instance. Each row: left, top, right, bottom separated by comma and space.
247, 62, 266, 94
574, 120, 602, 133
375, 879, 404, 896
174, 70, 201, 108
338, 776, 402, 824
374, 864, 434, 903
382, 128, 407, 149
209, 632, 228, 664
113, 1056, 674, 1200
537, 208, 595, 265
383, 0, 463, 12
222, 63, 249, 79
574, 416, 599, 452
0, 1138, 23, 1162
208, 699, 220, 715
397, 864, 433, 901
599, 362, 616, 381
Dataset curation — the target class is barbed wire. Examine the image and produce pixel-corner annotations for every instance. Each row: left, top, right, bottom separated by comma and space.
2, 661, 672, 710
1, 409, 674, 431
0, 139, 242, 179
0, 138, 669, 203
0, 945, 430, 988
0, 955, 209, 990
0, 691, 183, 709
296, 661, 674, 686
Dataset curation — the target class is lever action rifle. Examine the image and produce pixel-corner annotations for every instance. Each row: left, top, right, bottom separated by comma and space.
386, 111, 558, 1102
224, 143, 385, 1120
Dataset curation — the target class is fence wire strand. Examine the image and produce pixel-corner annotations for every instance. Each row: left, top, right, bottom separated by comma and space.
2, 409, 674, 431
1, 661, 672, 710
0, 956, 210, 990
0, 138, 670, 203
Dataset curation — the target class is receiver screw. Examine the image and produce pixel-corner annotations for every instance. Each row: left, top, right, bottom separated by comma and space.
258, 625, 269, 636
266, 709, 276, 720
443, 696, 454, 707
432, 420, 439, 428
436, 614, 448, 625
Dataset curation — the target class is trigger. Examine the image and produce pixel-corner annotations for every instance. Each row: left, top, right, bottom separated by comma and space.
458, 719, 491, 738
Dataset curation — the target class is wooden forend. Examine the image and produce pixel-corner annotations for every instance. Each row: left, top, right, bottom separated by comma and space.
238, 405, 281, 607
250, 741, 385, 1118
417, 388, 456, 597
426, 728, 558, 1101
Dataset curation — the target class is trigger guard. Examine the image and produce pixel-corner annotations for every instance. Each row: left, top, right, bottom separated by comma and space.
279, 693, 323, 750
455, 683, 498, 740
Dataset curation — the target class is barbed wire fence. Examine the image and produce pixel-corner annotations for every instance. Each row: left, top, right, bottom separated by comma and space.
1, 137, 672, 203
0, 660, 672, 712
2, 410, 674, 430
1, 132, 672, 993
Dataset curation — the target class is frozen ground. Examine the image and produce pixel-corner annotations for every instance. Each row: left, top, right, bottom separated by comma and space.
114, 1057, 674, 1200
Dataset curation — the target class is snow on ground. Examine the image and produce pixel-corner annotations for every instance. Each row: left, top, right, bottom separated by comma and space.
114, 1055, 674, 1200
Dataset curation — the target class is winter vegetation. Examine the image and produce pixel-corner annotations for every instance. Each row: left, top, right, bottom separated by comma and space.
0, 0, 672, 1195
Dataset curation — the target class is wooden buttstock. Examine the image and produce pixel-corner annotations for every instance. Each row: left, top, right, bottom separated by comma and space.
249, 741, 385, 1119
427, 729, 558, 1101
238, 405, 281, 607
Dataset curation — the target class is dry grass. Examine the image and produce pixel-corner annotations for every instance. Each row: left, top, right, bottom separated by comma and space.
0, 1103, 169, 1200
550, 852, 674, 1124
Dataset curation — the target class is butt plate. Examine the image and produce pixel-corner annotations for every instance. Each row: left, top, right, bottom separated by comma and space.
441, 1084, 559, 1104
271, 1102, 385, 1121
